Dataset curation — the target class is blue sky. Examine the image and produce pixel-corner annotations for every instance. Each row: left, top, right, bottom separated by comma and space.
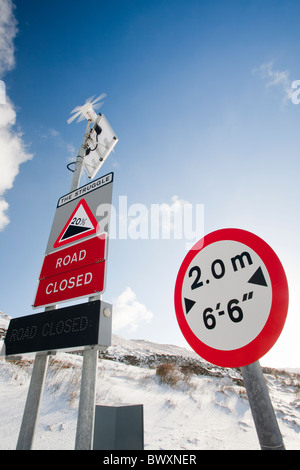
0, 0, 300, 367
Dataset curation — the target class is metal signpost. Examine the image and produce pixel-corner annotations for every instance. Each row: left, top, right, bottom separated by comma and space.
174, 228, 289, 450
2, 96, 118, 450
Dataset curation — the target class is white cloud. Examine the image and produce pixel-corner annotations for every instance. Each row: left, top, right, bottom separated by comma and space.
0, 0, 34, 230
254, 60, 293, 104
0, 0, 17, 76
112, 287, 153, 333
45, 127, 76, 161
0, 97, 33, 230
154, 195, 189, 236
124, 195, 194, 239
0, 198, 9, 229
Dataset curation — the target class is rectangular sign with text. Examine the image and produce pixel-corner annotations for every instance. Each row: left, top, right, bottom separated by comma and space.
2, 300, 112, 356
39, 234, 107, 279
33, 261, 106, 308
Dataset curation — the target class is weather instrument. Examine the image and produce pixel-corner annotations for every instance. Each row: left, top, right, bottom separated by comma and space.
67, 94, 118, 179
67, 94, 107, 124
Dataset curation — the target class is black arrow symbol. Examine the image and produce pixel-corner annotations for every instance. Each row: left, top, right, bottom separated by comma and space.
184, 298, 196, 315
248, 266, 268, 287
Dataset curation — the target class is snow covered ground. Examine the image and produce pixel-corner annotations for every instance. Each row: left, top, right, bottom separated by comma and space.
0, 312, 299, 450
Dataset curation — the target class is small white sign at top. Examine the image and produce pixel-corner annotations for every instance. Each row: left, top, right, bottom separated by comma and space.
57, 173, 113, 207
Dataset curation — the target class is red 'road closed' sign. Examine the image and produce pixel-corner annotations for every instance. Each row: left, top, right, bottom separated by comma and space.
39, 233, 107, 279
33, 234, 107, 308
174, 228, 289, 368
33, 261, 106, 308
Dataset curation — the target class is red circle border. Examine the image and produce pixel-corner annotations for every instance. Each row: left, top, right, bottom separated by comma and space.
174, 228, 289, 368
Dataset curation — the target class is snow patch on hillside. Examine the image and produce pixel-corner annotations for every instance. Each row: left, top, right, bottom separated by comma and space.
0, 316, 299, 450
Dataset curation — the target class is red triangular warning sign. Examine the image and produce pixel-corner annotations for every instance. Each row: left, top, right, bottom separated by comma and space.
53, 199, 100, 248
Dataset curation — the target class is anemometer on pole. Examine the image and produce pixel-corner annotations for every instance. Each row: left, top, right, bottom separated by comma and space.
12, 94, 118, 450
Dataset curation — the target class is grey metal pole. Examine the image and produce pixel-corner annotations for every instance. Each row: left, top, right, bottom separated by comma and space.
16, 303, 57, 449
74, 347, 98, 450
74, 293, 100, 450
70, 122, 100, 450
16, 352, 49, 449
16, 120, 92, 450
69, 124, 100, 450
69, 121, 91, 192
241, 361, 285, 450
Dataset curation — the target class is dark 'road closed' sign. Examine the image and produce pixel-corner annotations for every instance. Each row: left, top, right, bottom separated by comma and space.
174, 228, 289, 368
3, 300, 112, 356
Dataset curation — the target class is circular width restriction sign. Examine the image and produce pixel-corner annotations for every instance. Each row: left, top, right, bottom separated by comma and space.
174, 228, 289, 368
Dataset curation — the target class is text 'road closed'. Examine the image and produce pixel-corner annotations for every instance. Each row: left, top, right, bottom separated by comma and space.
33, 262, 106, 307
45, 272, 92, 294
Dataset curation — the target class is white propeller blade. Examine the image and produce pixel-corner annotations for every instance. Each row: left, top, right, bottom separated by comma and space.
67, 93, 107, 124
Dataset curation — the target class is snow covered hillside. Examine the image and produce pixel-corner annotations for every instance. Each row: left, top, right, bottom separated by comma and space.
0, 311, 299, 450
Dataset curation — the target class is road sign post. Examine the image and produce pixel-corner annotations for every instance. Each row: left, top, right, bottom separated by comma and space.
241, 361, 285, 450
15, 129, 114, 449
16, 304, 56, 450
75, 346, 98, 450
10, 299, 112, 449
174, 228, 289, 449
13, 102, 118, 450
16, 352, 50, 450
